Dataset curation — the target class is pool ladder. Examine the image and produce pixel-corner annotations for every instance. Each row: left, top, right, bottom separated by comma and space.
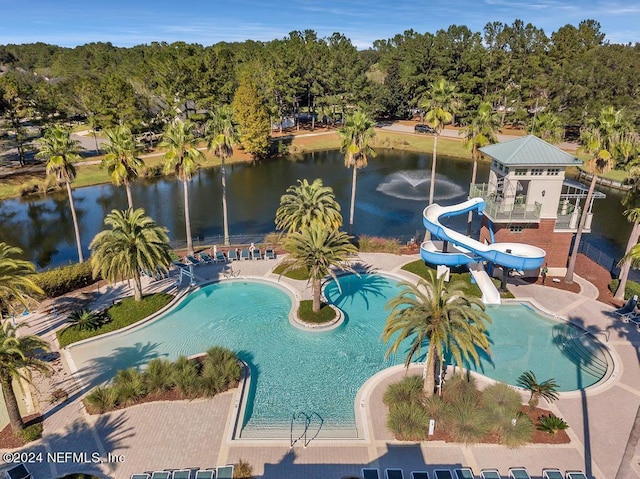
290, 411, 323, 448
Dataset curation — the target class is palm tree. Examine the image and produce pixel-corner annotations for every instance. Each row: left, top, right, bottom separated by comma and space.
531, 112, 564, 144
102, 125, 144, 209
339, 111, 376, 228
275, 178, 343, 233
159, 119, 205, 255
36, 126, 84, 262
420, 79, 459, 205
517, 370, 559, 409
461, 102, 499, 234
0, 243, 43, 321
615, 169, 640, 301
280, 223, 358, 313
565, 132, 614, 283
89, 208, 172, 301
205, 105, 239, 246
382, 269, 492, 397
0, 322, 51, 434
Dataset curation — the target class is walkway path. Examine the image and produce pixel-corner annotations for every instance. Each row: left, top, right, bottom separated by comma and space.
1, 253, 638, 479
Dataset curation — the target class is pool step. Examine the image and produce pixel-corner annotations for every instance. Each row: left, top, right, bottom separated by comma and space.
240, 422, 358, 440
552, 326, 608, 379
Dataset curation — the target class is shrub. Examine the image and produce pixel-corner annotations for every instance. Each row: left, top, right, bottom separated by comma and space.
33, 262, 96, 298
172, 356, 201, 398
84, 386, 118, 414
422, 395, 451, 424
609, 279, 640, 300
357, 235, 402, 254
66, 309, 105, 331
199, 362, 229, 397
386, 401, 430, 441
442, 372, 480, 404
234, 459, 254, 479
143, 358, 175, 395
536, 414, 569, 435
446, 396, 489, 444
18, 422, 43, 443
482, 383, 522, 411
112, 368, 146, 406
383, 375, 424, 408
500, 412, 533, 448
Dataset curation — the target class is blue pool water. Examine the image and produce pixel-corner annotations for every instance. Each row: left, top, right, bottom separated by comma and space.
68, 275, 608, 437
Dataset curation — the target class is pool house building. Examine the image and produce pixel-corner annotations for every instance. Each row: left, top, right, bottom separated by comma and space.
470, 135, 605, 274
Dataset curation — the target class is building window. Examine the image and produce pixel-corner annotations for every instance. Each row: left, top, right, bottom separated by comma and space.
531, 168, 544, 176
515, 169, 527, 176
548, 168, 560, 176
509, 225, 524, 233
504, 167, 510, 174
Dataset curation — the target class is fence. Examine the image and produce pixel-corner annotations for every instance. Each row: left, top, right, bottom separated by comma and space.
577, 241, 625, 279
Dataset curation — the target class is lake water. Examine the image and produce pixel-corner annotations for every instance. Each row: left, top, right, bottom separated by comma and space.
0, 149, 629, 269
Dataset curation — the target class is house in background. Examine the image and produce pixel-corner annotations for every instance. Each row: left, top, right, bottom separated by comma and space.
471, 135, 605, 274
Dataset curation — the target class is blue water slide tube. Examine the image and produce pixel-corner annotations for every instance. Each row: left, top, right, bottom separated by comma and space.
422, 198, 546, 270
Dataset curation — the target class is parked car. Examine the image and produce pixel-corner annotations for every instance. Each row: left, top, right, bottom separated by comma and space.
414, 123, 435, 134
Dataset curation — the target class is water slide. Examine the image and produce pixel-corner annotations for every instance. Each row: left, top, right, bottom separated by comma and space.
420, 198, 546, 304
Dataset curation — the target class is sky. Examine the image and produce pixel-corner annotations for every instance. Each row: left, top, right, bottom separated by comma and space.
0, 0, 638, 48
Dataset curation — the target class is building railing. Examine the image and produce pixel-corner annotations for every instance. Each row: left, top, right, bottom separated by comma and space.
469, 184, 541, 222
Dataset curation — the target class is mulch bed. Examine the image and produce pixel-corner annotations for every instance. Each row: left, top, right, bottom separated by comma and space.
0, 415, 42, 448
426, 406, 570, 444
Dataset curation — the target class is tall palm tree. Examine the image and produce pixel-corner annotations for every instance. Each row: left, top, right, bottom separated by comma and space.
205, 105, 239, 246
531, 112, 564, 144
565, 132, 614, 283
461, 102, 499, 234
615, 168, 640, 301
280, 224, 358, 313
275, 178, 343, 233
382, 269, 491, 397
420, 79, 459, 205
90, 208, 172, 301
516, 370, 559, 409
102, 125, 144, 209
0, 243, 43, 321
0, 322, 51, 434
36, 126, 84, 262
339, 111, 376, 228
159, 119, 205, 255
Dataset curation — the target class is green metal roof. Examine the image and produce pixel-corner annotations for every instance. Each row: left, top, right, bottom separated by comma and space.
479, 135, 582, 166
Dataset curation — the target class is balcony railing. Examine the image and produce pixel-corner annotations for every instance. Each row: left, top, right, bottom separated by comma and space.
470, 184, 541, 222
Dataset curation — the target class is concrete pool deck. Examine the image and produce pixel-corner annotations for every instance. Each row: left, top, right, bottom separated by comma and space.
3, 253, 639, 479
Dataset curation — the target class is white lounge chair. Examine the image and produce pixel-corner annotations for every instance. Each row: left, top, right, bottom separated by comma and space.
362, 469, 380, 479
434, 471, 454, 479
480, 471, 502, 479
565, 472, 587, 479
194, 470, 215, 479
508, 468, 531, 479
172, 471, 191, 479
542, 469, 564, 479
216, 465, 233, 479
411, 473, 429, 479
454, 469, 475, 479
385, 469, 404, 479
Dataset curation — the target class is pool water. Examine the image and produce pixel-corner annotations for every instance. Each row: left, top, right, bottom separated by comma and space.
68, 275, 608, 438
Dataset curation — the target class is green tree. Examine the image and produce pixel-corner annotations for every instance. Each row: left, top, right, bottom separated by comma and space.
102, 125, 144, 209
89, 208, 172, 302
0, 243, 43, 321
159, 119, 204, 255
0, 322, 51, 434
0, 72, 36, 167
531, 112, 564, 144
231, 69, 270, 159
517, 370, 559, 408
420, 78, 459, 205
275, 178, 343, 233
615, 169, 640, 301
36, 126, 84, 262
339, 111, 377, 228
565, 132, 613, 283
205, 105, 239, 246
382, 270, 491, 397
280, 224, 357, 313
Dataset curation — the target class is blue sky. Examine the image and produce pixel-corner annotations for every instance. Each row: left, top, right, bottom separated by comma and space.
0, 0, 638, 48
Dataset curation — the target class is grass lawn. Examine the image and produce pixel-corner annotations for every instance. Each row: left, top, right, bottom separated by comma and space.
298, 300, 336, 324
272, 263, 310, 280
57, 293, 173, 347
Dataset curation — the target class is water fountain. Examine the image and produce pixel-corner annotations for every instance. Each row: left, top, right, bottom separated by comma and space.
376, 170, 465, 202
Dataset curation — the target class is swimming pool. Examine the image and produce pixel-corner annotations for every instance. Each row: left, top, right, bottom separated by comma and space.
67, 274, 609, 438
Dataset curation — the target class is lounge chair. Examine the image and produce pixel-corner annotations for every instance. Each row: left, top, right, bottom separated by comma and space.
411, 473, 429, 479
172, 260, 191, 269
216, 466, 233, 479
385, 469, 404, 479
194, 470, 215, 479
508, 468, 531, 479
615, 295, 638, 316
150, 473, 171, 479
240, 249, 250, 260
228, 249, 239, 261
480, 471, 502, 479
252, 248, 262, 260
130, 475, 151, 479
198, 252, 214, 263
362, 469, 381, 479
454, 469, 475, 479
542, 469, 564, 479
434, 471, 454, 479
565, 472, 587, 479
185, 255, 203, 265
172, 471, 191, 479
215, 251, 227, 263
6, 464, 31, 479
265, 248, 276, 259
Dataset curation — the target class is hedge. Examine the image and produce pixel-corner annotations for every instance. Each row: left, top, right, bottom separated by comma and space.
32, 262, 97, 298
609, 279, 640, 300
